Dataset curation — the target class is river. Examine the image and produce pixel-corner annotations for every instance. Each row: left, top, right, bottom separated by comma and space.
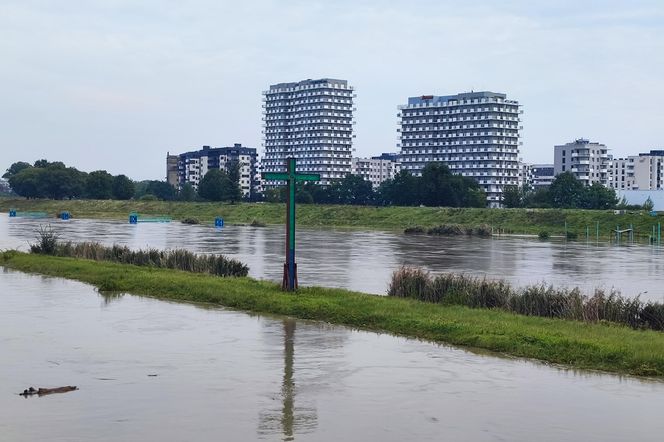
2, 269, 664, 441
1, 214, 663, 301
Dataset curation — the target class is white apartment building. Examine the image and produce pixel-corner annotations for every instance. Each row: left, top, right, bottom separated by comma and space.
262, 78, 355, 186
531, 164, 555, 188
398, 91, 522, 208
553, 139, 609, 186
167, 144, 258, 197
351, 155, 401, 188
609, 150, 664, 191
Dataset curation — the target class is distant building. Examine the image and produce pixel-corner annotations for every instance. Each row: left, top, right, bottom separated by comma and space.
398, 91, 522, 207
262, 78, 355, 187
517, 162, 532, 189
609, 150, 664, 191
351, 154, 401, 188
553, 139, 609, 186
531, 164, 555, 188
168, 144, 259, 197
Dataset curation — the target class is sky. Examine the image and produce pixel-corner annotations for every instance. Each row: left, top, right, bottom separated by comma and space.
1, 0, 663, 180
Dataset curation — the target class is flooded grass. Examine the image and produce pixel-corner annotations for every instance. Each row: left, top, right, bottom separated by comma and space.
1, 199, 662, 238
389, 268, 664, 332
3, 251, 664, 377
29, 230, 248, 277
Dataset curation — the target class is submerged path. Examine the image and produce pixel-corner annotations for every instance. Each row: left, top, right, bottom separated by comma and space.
3, 251, 664, 377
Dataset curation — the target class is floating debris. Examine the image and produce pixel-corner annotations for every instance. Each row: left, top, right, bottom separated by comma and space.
19, 386, 78, 397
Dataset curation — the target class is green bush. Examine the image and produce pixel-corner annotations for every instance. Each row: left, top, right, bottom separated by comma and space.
538, 231, 550, 239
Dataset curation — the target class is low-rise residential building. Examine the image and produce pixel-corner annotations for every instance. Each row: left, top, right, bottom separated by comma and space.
609, 150, 664, 191
553, 139, 609, 186
167, 144, 259, 197
531, 164, 555, 188
351, 153, 401, 188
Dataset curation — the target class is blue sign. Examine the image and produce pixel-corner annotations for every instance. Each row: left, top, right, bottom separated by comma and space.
215, 217, 224, 227
129, 213, 138, 224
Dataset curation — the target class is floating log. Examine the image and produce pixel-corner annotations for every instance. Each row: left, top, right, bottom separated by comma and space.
19, 386, 78, 397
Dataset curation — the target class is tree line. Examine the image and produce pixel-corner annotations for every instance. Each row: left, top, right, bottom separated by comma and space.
501, 172, 620, 210
264, 163, 487, 207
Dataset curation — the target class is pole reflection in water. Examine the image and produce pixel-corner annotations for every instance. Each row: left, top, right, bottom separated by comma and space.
258, 319, 317, 440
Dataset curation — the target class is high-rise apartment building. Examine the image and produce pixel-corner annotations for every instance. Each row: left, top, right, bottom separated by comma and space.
553, 139, 609, 186
351, 153, 401, 188
168, 144, 259, 197
398, 91, 522, 207
262, 78, 355, 186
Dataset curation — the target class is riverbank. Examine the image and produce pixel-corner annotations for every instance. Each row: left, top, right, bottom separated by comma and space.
1, 198, 662, 239
3, 251, 664, 377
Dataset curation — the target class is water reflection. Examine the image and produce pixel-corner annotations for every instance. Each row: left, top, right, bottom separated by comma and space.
257, 320, 317, 440
1, 215, 664, 301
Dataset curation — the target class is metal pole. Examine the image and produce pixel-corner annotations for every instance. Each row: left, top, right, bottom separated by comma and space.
596, 221, 599, 243
659, 223, 661, 246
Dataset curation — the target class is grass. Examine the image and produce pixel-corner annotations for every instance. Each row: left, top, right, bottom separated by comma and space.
1, 198, 662, 239
3, 251, 664, 377
388, 267, 664, 331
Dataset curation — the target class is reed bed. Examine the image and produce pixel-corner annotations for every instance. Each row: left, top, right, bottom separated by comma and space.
30, 228, 248, 277
404, 224, 492, 237
388, 267, 664, 331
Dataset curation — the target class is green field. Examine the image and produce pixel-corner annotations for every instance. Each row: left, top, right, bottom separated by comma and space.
1, 198, 662, 240
3, 250, 664, 377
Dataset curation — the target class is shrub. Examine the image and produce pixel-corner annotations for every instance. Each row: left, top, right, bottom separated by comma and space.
566, 231, 578, 240
181, 218, 200, 225
250, 219, 266, 227
538, 231, 550, 240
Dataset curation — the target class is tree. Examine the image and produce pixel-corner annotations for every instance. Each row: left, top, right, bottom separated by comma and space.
8, 167, 43, 198
178, 182, 197, 201
501, 185, 523, 208
86, 170, 114, 199
332, 174, 375, 205
3, 161, 32, 179
579, 183, 618, 210
198, 169, 240, 202
112, 174, 135, 200
378, 170, 419, 206
643, 196, 655, 212
146, 180, 176, 201
549, 172, 585, 208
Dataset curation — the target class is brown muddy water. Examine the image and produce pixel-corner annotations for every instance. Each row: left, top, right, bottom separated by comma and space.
2, 269, 664, 441
1, 214, 663, 301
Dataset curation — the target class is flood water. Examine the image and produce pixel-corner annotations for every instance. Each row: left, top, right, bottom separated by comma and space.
1, 214, 663, 301
2, 269, 664, 441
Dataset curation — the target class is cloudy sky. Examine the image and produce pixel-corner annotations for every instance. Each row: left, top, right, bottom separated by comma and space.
1, 0, 663, 180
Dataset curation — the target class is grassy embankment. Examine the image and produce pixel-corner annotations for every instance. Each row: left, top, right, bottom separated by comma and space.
3, 250, 664, 377
1, 198, 662, 239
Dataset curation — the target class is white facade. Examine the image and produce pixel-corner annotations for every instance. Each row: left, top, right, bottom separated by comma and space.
609, 152, 664, 191
262, 78, 355, 186
553, 139, 609, 186
398, 91, 522, 208
351, 157, 401, 188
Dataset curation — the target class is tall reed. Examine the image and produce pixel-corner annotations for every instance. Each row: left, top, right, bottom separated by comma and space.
30, 230, 248, 277
388, 267, 664, 331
